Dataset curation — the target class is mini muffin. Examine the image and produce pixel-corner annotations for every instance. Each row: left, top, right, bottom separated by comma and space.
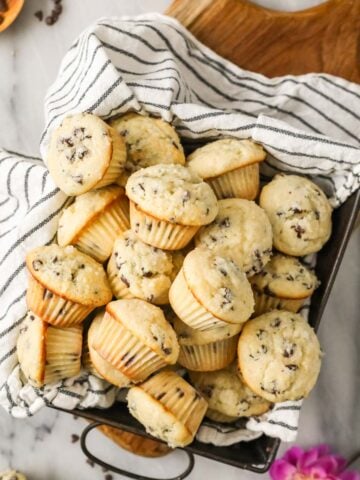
189, 364, 271, 419
195, 199, 272, 276
86, 311, 132, 387
169, 248, 254, 331
127, 370, 208, 448
238, 310, 322, 402
187, 139, 266, 200
46, 113, 126, 196
172, 315, 242, 371
110, 113, 185, 185
98, 425, 171, 457
126, 164, 218, 250
92, 299, 179, 382
107, 230, 183, 304
260, 174, 332, 256
26, 245, 112, 327
17, 311, 82, 387
250, 253, 319, 315
57, 186, 129, 263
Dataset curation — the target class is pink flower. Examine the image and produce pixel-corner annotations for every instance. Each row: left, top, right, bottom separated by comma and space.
270, 445, 360, 480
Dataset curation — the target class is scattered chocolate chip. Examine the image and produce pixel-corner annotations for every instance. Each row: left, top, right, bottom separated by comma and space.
29, 315, 35, 321
162, 346, 172, 355
79, 264, 85, 269
71, 434, 79, 443
271, 318, 281, 328
201, 385, 214, 398
314, 210, 320, 220
218, 267, 228, 277
290, 207, 304, 214
45, 15, 55, 25
182, 190, 191, 206
283, 344, 296, 358
261, 344, 268, 353
146, 222, 152, 232
34, 10, 43, 21
86, 458, 95, 468
138, 182, 145, 192
286, 274, 294, 281
256, 329, 265, 339
142, 271, 153, 278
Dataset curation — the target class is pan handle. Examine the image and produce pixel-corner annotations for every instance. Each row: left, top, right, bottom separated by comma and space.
80, 421, 195, 480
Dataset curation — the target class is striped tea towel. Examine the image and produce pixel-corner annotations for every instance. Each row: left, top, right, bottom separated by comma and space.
0, 13, 359, 444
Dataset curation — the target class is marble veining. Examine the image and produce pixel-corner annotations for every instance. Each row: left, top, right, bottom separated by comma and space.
0, 0, 359, 479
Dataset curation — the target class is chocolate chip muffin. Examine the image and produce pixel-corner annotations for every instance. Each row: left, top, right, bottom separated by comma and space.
127, 370, 208, 447
47, 113, 126, 195
172, 314, 242, 371
189, 363, 271, 419
17, 311, 82, 387
260, 174, 332, 256
126, 164, 218, 250
169, 248, 254, 331
107, 230, 183, 304
238, 310, 322, 402
26, 244, 112, 327
110, 113, 185, 185
57, 185, 130, 262
195, 199, 273, 276
187, 138, 266, 200
250, 253, 319, 315
92, 299, 179, 383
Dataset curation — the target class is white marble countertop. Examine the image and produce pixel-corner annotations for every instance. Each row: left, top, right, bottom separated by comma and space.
0, 0, 359, 479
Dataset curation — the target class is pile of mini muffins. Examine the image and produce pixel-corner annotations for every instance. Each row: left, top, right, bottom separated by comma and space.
17, 112, 333, 448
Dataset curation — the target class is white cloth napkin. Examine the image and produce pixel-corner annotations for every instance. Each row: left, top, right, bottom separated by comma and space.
0, 13, 359, 444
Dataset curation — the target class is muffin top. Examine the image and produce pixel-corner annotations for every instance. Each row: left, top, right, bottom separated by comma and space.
58, 185, 126, 246
187, 139, 266, 179
110, 113, 185, 184
126, 164, 218, 226
47, 113, 126, 195
238, 310, 322, 402
108, 230, 183, 304
106, 299, 179, 364
260, 174, 332, 256
182, 248, 254, 324
172, 315, 242, 346
26, 244, 112, 306
189, 364, 271, 417
250, 253, 319, 299
195, 199, 273, 275
17, 311, 46, 386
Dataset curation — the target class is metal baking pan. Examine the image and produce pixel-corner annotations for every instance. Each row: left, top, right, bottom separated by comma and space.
52, 187, 359, 478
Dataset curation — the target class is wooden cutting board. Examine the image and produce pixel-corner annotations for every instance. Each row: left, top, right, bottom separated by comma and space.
165, 0, 360, 83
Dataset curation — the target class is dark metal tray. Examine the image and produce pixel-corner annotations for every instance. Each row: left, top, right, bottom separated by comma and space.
53, 188, 359, 477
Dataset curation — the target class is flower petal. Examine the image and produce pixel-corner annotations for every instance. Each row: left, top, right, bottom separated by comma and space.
284, 446, 305, 466
299, 449, 322, 468
270, 459, 297, 480
312, 456, 341, 474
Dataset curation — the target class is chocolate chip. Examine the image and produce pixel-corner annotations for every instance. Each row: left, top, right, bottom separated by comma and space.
53, 256, 58, 263
291, 224, 306, 239
138, 183, 145, 192
162, 346, 172, 355
34, 10, 43, 21
314, 210, 320, 220
182, 190, 191, 206
261, 344, 268, 353
286, 274, 294, 281
218, 217, 230, 228
79, 264, 85, 269
256, 329, 265, 339
120, 129, 128, 137
271, 318, 281, 328
86, 458, 95, 468
142, 271, 153, 278
290, 207, 304, 214
71, 434, 79, 443
176, 387, 184, 398
146, 222, 152, 232
286, 364, 298, 371
72, 174, 83, 185
32, 259, 43, 271
219, 267, 228, 277
283, 344, 296, 358
201, 385, 214, 398
29, 315, 35, 321
77, 147, 89, 160
120, 275, 130, 287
